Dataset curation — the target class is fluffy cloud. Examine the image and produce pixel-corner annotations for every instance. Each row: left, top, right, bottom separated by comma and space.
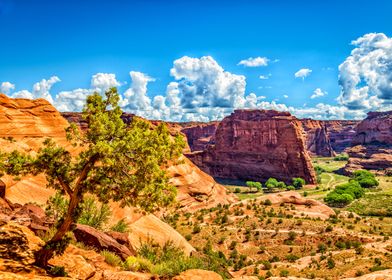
338, 33, 392, 111
122, 71, 155, 113
311, 88, 327, 99
283, 94, 288, 98
0, 82, 15, 94
91, 73, 121, 92
238, 57, 269, 67
12, 76, 60, 102
294, 68, 312, 79
171, 56, 246, 109
54, 88, 92, 112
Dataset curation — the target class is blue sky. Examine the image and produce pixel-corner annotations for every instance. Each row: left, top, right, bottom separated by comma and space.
1, 0, 392, 121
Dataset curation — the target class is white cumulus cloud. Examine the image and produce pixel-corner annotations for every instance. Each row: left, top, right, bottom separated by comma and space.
238, 57, 269, 67
338, 32, 392, 111
311, 88, 327, 99
91, 73, 121, 92
294, 68, 312, 80
1, 82, 15, 94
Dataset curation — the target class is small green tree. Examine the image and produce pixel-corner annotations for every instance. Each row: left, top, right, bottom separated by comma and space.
0, 88, 184, 267
351, 170, 379, 188
246, 181, 262, 193
265, 178, 279, 191
292, 177, 306, 189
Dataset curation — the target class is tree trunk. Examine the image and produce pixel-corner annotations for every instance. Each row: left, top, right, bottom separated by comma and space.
34, 193, 81, 268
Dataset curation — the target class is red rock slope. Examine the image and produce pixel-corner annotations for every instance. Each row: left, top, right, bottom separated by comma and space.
187, 110, 317, 184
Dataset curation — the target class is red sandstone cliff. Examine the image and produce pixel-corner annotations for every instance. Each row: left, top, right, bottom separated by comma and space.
300, 119, 335, 157
323, 120, 359, 153
187, 110, 317, 184
181, 122, 218, 152
344, 111, 392, 174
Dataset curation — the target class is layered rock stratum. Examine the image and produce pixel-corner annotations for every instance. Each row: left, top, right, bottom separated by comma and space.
187, 110, 317, 184
344, 111, 392, 174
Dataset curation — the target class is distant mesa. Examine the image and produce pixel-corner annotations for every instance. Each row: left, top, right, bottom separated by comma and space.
186, 109, 317, 184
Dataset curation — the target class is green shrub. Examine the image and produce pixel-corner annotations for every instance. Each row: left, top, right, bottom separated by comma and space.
264, 199, 272, 206
46, 193, 111, 230
234, 187, 241, 193
324, 181, 365, 207
292, 177, 306, 189
334, 154, 349, 161
280, 270, 289, 277
101, 250, 122, 266
110, 218, 129, 233
351, 170, 379, 188
265, 178, 279, 190
246, 181, 263, 192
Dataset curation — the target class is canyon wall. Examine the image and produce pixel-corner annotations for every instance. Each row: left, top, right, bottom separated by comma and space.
344, 111, 392, 174
300, 119, 335, 157
187, 110, 317, 184
180, 119, 360, 157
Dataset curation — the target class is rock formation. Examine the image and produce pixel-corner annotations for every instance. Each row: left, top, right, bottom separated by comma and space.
181, 122, 218, 152
187, 110, 317, 184
344, 111, 392, 174
300, 119, 335, 157
324, 120, 359, 153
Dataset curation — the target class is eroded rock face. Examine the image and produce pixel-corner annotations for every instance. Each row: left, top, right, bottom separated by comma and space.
187, 110, 317, 184
181, 123, 218, 152
324, 120, 359, 153
173, 269, 223, 280
344, 111, 392, 174
0, 221, 44, 272
300, 119, 335, 157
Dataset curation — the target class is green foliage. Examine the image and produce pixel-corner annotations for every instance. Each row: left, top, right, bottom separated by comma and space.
46, 193, 111, 230
135, 239, 230, 278
265, 178, 279, 190
334, 154, 349, 161
292, 177, 306, 189
286, 185, 295, 191
351, 170, 379, 188
324, 181, 364, 207
234, 187, 241, 193
78, 196, 111, 229
101, 250, 122, 266
110, 218, 129, 233
246, 181, 263, 192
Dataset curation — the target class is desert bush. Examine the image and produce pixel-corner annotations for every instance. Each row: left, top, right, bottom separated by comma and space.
110, 218, 129, 233
292, 177, 306, 189
48, 266, 68, 277
46, 193, 111, 230
101, 250, 122, 266
246, 181, 263, 192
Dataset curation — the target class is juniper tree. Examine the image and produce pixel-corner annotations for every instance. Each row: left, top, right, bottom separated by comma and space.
0, 88, 185, 267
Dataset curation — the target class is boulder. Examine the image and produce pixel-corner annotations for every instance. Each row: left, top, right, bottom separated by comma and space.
252, 191, 335, 220
173, 269, 223, 280
187, 110, 317, 184
73, 224, 134, 260
0, 221, 44, 272
11, 203, 52, 233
